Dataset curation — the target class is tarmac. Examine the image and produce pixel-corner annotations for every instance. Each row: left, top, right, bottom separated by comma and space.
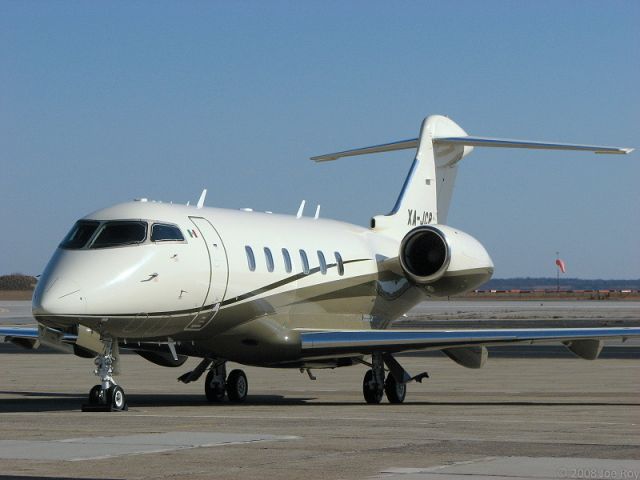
0, 300, 639, 479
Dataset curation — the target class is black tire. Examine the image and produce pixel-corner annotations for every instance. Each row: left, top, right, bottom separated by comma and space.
88, 385, 103, 405
108, 385, 127, 411
384, 373, 406, 404
362, 369, 383, 404
204, 370, 226, 402
226, 369, 248, 403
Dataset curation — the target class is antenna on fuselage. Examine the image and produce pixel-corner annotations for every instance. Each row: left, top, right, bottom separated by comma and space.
296, 200, 306, 219
314, 205, 321, 219
197, 189, 207, 209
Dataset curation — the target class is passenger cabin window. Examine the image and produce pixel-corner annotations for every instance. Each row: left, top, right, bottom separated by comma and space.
245, 246, 256, 271
282, 248, 292, 273
264, 247, 274, 272
335, 251, 344, 276
151, 223, 185, 242
299, 249, 310, 274
318, 250, 327, 275
90, 221, 147, 249
60, 220, 100, 249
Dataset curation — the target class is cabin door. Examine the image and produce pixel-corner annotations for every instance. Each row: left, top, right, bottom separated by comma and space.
184, 216, 229, 331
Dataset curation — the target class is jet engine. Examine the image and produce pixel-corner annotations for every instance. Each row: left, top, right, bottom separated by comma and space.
399, 225, 493, 287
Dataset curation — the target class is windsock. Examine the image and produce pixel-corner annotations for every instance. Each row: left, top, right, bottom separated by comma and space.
555, 258, 566, 273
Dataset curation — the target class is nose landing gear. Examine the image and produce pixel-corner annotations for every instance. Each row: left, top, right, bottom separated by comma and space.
82, 337, 128, 412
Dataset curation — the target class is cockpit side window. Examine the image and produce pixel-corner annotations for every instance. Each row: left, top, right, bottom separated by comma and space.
90, 221, 147, 249
60, 221, 100, 249
151, 223, 185, 242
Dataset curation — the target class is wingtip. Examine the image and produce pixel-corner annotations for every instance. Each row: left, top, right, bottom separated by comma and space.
310, 155, 337, 162
594, 147, 635, 155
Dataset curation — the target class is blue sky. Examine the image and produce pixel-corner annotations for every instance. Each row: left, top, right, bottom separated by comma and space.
1, 1, 638, 278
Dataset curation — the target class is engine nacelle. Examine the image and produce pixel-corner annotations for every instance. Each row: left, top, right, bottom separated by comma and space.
399, 225, 494, 287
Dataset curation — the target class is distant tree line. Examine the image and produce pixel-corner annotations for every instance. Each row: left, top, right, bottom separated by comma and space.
0, 273, 38, 290
480, 277, 640, 291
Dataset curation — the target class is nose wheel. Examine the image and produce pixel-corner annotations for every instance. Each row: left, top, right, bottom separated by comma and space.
85, 384, 127, 411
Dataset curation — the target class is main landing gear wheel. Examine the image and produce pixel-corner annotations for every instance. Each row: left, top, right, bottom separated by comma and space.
384, 373, 406, 404
226, 369, 248, 403
205, 369, 226, 402
362, 369, 384, 404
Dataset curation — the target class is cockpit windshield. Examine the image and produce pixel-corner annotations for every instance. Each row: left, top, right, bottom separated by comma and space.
90, 221, 147, 249
60, 220, 149, 250
60, 221, 100, 249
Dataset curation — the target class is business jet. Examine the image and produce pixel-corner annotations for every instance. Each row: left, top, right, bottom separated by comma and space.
1, 115, 637, 411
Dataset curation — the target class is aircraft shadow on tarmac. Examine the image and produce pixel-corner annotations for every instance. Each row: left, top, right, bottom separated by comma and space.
0, 391, 638, 412
0, 477, 112, 480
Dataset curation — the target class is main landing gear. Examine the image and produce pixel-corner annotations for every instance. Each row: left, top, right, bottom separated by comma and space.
204, 361, 248, 403
178, 358, 248, 403
82, 338, 128, 412
362, 352, 428, 404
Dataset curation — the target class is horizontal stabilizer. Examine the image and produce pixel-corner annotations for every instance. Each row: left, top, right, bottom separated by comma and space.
311, 135, 633, 161
311, 139, 418, 162
436, 136, 634, 154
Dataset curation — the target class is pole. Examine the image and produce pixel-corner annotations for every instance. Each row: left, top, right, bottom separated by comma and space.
556, 251, 560, 293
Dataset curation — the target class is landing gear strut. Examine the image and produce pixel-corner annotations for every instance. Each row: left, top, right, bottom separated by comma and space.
82, 337, 127, 412
203, 361, 248, 404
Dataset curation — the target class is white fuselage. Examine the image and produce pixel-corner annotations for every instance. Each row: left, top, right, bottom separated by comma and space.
32, 200, 493, 366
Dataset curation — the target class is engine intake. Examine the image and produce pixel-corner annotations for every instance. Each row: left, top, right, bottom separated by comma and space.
399, 226, 451, 284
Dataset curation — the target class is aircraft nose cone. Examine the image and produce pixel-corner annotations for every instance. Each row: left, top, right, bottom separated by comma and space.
32, 277, 86, 316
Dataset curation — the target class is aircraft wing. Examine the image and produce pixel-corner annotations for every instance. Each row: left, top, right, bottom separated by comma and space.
299, 327, 640, 360
0, 326, 76, 351
4, 325, 639, 363
0, 326, 39, 347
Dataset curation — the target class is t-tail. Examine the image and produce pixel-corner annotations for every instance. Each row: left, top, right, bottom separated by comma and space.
311, 115, 633, 237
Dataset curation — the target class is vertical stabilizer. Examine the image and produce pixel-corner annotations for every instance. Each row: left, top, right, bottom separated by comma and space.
310, 113, 630, 238
371, 115, 471, 236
